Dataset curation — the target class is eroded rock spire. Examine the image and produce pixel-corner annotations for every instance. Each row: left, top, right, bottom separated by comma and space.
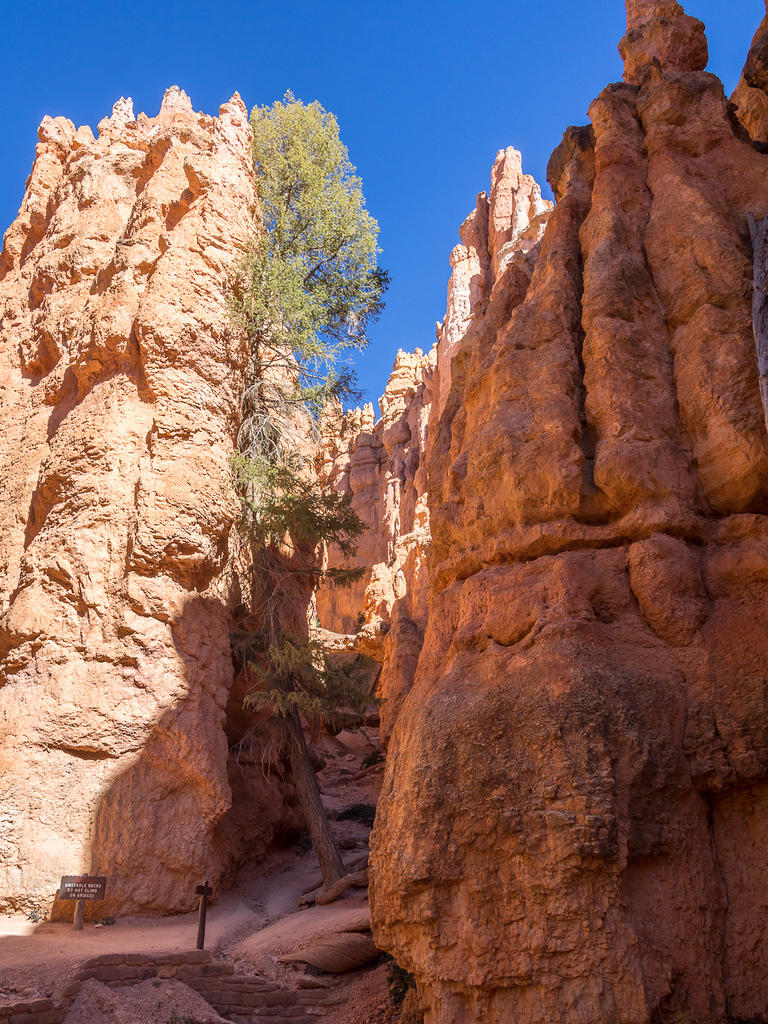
620, 0, 708, 84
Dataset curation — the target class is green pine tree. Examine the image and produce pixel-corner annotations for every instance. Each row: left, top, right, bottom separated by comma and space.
230, 92, 387, 891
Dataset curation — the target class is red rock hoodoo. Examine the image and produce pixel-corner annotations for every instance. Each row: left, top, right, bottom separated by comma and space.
364, 3, 768, 1022
316, 147, 551, 744
0, 88, 296, 916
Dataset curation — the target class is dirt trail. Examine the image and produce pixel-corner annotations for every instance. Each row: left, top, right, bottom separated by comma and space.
0, 726, 394, 1020
0, 896, 259, 999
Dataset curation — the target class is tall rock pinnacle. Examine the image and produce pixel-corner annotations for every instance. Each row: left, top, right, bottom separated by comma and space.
370, 5, 768, 1022
0, 90, 299, 917
620, 0, 708, 84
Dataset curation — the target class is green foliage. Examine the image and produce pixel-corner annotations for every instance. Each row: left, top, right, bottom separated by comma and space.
243, 91, 386, 368
229, 91, 383, 792
231, 453, 365, 585
231, 90, 389, 447
241, 635, 373, 731
25, 902, 48, 923
229, 88, 381, 596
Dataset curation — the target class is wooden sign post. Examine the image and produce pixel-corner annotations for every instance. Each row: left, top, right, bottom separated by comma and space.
59, 874, 107, 930
195, 880, 212, 950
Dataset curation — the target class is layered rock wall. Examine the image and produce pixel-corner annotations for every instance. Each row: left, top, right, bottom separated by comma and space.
318, 149, 551, 742
317, 350, 433, 742
0, 89, 291, 915
371, 4, 768, 1022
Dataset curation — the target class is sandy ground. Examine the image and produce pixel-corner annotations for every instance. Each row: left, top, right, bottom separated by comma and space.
0, 894, 259, 999
64, 978, 229, 1024
231, 890, 371, 983
321, 965, 402, 1024
0, 726, 400, 1021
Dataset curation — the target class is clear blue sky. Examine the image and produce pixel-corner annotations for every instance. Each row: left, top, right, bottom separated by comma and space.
0, 0, 762, 408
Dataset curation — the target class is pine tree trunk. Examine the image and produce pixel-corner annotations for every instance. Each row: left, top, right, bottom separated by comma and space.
283, 711, 345, 885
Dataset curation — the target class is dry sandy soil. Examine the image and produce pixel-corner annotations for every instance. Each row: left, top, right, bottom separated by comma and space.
0, 728, 405, 1022
64, 978, 230, 1024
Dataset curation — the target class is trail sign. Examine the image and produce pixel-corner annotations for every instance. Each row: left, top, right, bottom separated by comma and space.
60, 875, 107, 901
59, 875, 107, 929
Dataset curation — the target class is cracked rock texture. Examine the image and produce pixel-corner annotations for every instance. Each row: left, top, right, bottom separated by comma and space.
370, 3, 768, 1022
0, 88, 292, 915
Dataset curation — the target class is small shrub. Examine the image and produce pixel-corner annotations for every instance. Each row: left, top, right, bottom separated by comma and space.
26, 905, 48, 923
338, 803, 376, 827
386, 960, 416, 1006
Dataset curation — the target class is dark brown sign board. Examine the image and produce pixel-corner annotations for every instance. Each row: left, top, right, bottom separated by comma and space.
59, 876, 107, 901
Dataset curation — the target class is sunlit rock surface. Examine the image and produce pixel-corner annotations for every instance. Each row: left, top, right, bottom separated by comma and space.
317, 149, 551, 745
369, 3, 768, 1022
0, 89, 294, 915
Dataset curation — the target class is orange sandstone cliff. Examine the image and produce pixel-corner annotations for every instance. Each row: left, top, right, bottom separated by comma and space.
316, 349, 434, 744
0, 88, 297, 915
367, 3, 768, 1022
317, 148, 551, 743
